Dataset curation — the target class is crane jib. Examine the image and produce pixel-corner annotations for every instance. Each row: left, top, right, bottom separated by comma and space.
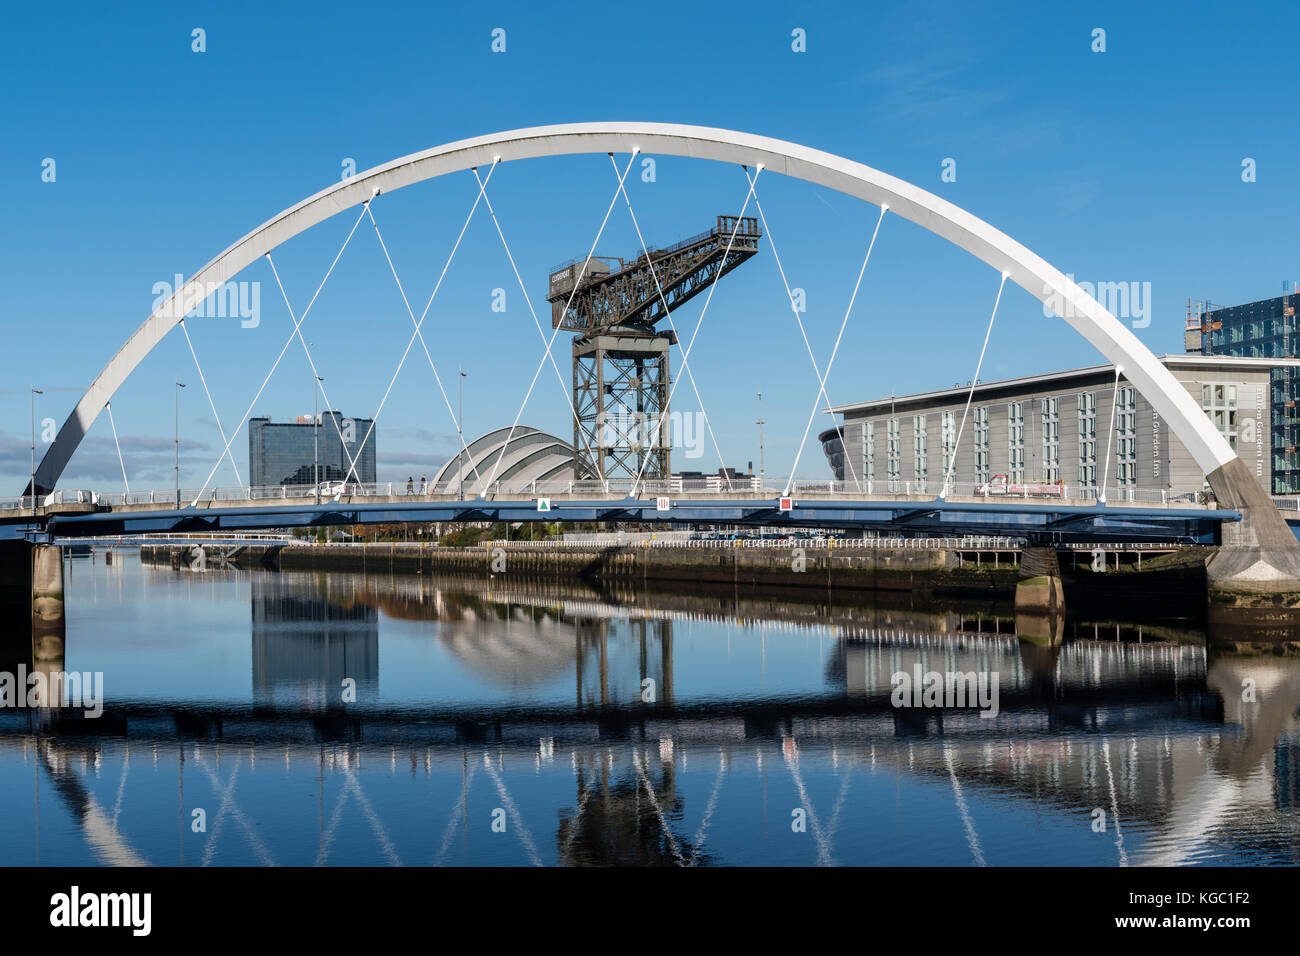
547, 215, 761, 332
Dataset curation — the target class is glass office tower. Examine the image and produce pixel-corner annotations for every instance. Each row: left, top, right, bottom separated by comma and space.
1195, 292, 1300, 493
249, 412, 376, 488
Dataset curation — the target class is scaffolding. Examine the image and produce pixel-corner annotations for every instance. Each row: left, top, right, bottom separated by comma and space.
1185, 297, 1223, 355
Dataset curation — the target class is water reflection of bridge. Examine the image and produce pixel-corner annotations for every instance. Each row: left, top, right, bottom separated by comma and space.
8, 701, 1299, 866
225, 569, 1218, 724
5, 567, 1300, 866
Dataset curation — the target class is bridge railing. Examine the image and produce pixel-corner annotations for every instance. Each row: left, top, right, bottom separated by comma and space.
0, 490, 104, 510
1061, 541, 1186, 550
67, 531, 297, 543
0, 479, 1225, 513
559, 530, 695, 545
485, 534, 1021, 550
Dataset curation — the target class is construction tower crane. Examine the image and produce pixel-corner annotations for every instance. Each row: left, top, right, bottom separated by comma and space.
546, 215, 761, 480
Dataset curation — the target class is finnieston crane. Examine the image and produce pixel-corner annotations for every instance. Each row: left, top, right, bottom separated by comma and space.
546, 215, 761, 481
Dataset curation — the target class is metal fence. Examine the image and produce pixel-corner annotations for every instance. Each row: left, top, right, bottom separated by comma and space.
0, 478, 1219, 513
484, 534, 1020, 550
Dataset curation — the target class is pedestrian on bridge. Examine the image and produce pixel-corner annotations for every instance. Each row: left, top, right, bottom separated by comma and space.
420, 474, 428, 495
406, 476, 414, 495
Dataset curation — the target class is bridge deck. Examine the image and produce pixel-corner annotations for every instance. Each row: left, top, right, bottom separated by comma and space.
0, 492, 1241, 544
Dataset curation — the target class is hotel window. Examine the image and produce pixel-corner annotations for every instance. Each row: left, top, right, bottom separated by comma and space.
1041, 396, 1060, 482
1201, 383, 1238, 452
861, 422, 874, 481
940, 411, 956, 478
913, 414, 928, 487
1116, 385, 1137, 487
887, 418, 901, 489
973, 406, 990, 483
1008, 401, 1025, 483
1078, 391, 1097, 487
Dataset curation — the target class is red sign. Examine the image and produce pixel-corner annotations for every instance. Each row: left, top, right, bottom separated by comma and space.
779, 496, 793, 512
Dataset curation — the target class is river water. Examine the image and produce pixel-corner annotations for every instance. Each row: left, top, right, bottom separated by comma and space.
1, 549, 1297, 866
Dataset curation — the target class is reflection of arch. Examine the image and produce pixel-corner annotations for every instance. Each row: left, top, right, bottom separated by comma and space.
30, 122, 1236, 502
1134, 655, 1300, 866
40, 742, 149, 866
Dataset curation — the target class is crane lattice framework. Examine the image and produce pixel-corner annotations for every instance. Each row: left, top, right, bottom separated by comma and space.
547, 215, 761, 480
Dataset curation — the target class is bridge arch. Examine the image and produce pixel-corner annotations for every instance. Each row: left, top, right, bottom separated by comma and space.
31, 122, 1237, 497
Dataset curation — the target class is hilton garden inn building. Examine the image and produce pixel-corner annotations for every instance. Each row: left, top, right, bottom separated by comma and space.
820, 356, 1297, 500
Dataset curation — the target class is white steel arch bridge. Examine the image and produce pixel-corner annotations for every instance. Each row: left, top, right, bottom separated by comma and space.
14, 123, 1298, 581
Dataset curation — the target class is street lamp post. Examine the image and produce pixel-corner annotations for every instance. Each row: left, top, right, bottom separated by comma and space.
756, 391, 765, 486
174, 380, 186, 506
314, 375, 324, 505
30, 386, 43, 516
458, 366, 467, 501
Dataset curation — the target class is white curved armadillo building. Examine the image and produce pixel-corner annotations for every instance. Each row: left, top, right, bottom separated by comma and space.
432, 426, 576, 496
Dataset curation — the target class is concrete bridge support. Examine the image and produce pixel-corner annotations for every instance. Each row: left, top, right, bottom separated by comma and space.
1015, 547, 1063, 614
1015, 546, 1064, 647
31, 544, 66, 697
1206, 458, 1300, 605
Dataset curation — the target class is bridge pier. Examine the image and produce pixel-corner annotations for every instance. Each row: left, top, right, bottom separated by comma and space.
31, 544, 66, 698
1014, 547, 1063, 614
1014, 546, 1065, 646
0, 540, 66, 657
1206, 457, 1300, 606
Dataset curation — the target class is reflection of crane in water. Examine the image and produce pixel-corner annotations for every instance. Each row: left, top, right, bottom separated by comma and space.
291, 572, 678, 703
13, 673, 1300, 868
556, 749, 708, 866
14, 568, 1300, 865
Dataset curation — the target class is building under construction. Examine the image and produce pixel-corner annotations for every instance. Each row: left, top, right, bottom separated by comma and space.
1188, 289, 1300, 492
547, 216, 761, 481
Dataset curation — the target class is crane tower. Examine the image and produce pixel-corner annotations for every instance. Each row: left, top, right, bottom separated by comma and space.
546, 215, 761, 480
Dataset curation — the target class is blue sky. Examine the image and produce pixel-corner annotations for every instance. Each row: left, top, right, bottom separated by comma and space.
3, 0, 1297, 491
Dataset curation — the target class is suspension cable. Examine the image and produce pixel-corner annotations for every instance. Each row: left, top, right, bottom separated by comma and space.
610, 154, 735, 494
340, 167, 499, 490
630, 167, 762, 490
779, 188, 887, 496
179, 318, 243, 487
264, 254, 365, 488
472, 165, 583, 464
939, 272, 1010, 500
191, 202, 371, 506
1100, 364, 1122, 504
746, 174, 871, 494
482, 153, 638, 492
104, 401, 130, 494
